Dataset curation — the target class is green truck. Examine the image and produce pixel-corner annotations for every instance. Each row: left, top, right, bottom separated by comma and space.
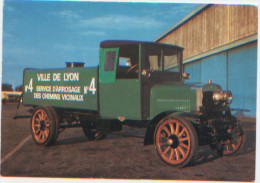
20, 40, 246, 167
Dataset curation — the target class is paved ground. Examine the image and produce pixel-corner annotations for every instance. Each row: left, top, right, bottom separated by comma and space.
1, 103, 256, 181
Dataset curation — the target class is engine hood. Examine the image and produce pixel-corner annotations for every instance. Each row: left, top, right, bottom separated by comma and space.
184, 82, 222, 92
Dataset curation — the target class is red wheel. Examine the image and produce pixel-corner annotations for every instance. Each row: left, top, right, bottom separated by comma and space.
31, 106, 59, 146
223, 125, 246, 156
154, 116, 198, 167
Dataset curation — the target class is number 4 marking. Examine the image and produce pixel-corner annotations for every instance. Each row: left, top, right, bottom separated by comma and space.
89, 77, 96, 95
25, 78, 33, 92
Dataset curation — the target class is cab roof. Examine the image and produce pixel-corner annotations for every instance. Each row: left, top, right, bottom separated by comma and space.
100, 40, 184, 50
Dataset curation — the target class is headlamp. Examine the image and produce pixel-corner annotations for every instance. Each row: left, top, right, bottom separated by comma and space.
212, 90, 233, 105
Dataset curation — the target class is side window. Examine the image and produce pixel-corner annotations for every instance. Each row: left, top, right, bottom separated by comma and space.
104, 51, 117, 71
164, 54, 178, 70
119, 57, 131, 66
149, 55, 159, 70
117, 56, 139, 79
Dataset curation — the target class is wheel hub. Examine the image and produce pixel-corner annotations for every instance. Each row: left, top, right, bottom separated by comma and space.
40, 120, 46, 129
168, 135, 179, 148
222, 128, 233, 141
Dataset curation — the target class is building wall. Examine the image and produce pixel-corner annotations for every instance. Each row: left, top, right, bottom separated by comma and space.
156, 4, 258, 116
158, 5, 258, 61
184, 42, 257, 116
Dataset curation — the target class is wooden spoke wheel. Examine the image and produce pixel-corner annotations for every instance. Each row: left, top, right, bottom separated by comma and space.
31, 106, 59, 146
82, 122, 106, 140
223, 125, 246, 156
154, 116, 198, 167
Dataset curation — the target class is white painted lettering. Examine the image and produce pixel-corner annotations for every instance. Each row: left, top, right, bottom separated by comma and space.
84, 86, 89, 94
61, 94, 83, 102
37, 73, 50, 81
34, 93, 41, 99
36, 85, 52, 92
64, 72, 79, 82
52, 86, 80, 93
42, 93, 61, 100
53, 73, 61, 81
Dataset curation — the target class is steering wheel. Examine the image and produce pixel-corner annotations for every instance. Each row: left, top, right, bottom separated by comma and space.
127, 64, 139, 73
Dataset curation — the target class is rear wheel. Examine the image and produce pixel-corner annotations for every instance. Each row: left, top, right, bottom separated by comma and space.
31, 106, 59, 146
154, 116, 198, 167
82, 121, 106, 140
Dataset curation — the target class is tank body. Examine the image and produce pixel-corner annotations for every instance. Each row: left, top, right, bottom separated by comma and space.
23, 67, 98, 111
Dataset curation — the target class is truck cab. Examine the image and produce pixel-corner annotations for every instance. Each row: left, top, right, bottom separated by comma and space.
99, 40, 184, 120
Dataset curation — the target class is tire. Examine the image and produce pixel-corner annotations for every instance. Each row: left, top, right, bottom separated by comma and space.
82, 121, 106, 140
223, 125, 246, 156
154, 115, 198, 167
30, 106, 59, 146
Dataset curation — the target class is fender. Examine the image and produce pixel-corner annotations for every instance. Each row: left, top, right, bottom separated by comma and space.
144, 110, 200, 145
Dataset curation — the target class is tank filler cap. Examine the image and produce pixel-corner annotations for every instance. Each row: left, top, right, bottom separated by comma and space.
66, 62, 85, 68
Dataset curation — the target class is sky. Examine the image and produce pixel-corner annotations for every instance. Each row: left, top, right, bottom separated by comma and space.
2, 0, 199, 89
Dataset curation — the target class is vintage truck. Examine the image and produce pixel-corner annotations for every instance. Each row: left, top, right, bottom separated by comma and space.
18, 40, 246, 167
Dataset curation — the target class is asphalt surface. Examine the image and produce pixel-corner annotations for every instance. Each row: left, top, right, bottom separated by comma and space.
1, 103, 256, 181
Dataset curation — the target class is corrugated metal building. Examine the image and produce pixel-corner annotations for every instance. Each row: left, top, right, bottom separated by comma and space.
155, 4, 258, 116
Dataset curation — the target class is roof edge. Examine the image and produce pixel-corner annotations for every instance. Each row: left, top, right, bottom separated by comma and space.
100, 40, 184, 49
154, 4, 210, 42
183, 33, 257, 64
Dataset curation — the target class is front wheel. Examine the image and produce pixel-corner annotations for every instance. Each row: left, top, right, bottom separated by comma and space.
154, 116, 198, 167
223, 125, 246, 156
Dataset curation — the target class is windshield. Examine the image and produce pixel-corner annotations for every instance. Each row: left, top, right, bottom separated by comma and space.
143, 44, 182, 72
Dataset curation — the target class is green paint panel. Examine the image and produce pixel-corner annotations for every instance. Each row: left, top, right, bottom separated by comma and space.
150, 84, 197, 119
99, 79, 141, 119
23, 67, 98, 111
